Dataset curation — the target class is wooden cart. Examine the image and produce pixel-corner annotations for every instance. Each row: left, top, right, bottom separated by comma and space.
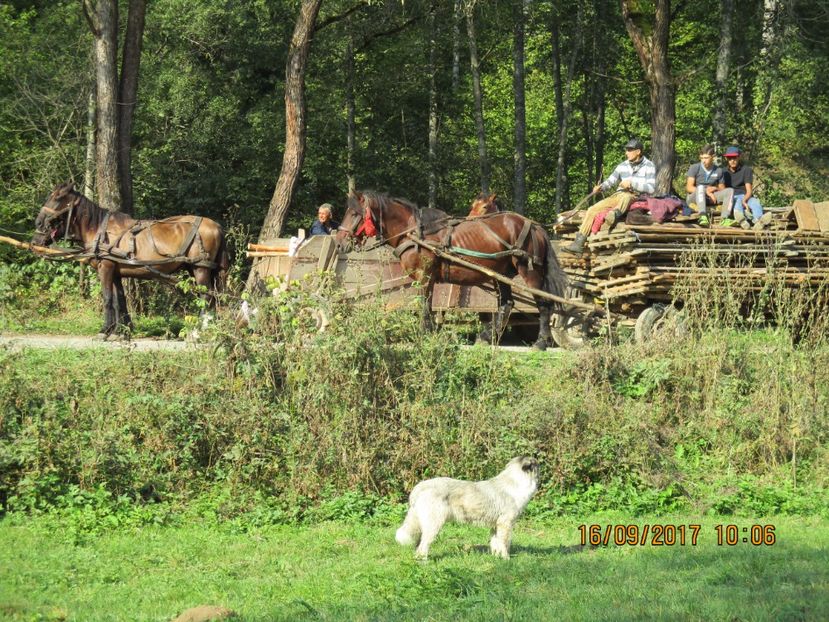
247, 233, 549, 333
552, 199, 829, 346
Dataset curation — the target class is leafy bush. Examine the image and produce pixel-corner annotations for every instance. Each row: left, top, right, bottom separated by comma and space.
1, 276, 828, 528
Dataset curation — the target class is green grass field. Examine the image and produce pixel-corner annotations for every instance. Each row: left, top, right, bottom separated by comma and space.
1, 514, 827, 622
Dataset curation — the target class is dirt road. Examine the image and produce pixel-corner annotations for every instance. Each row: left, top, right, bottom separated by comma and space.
0, 333, 195, 352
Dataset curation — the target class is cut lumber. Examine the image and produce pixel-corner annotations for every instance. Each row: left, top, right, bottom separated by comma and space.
793, 199, 820, 231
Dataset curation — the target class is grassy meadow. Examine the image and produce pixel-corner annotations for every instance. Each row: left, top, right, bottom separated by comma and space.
1, 514, 827, 622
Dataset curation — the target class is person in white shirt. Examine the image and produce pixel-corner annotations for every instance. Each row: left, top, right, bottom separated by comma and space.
562, 138, 656, 254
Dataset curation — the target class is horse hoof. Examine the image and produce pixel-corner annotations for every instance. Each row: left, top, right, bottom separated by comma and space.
532, 339, 548, 351
96, 332, 110, 341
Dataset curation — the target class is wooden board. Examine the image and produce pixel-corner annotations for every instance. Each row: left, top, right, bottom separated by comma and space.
813, 201, 829, 232
793, 199, 819, 231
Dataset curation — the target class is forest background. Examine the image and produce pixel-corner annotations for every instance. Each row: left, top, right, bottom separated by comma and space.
1, 0, 829, 247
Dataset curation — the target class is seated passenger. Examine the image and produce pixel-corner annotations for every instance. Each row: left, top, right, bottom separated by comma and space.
562, 138, 656, 254
309, 203, 340, 236
722, 145, 772, 231
685, 144, 733, 227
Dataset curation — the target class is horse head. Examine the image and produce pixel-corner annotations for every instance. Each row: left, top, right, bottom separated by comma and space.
468, 193, 500, 218
335, 191, 379, 253
32, 182, 81, 246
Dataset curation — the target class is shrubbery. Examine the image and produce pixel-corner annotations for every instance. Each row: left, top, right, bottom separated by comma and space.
0, 273, 827, 527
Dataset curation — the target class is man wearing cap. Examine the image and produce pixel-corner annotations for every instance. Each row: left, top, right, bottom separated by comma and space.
309, 203, 340, 236
685, 144, 733, 226
722, 146, 771, 231
562, 138, 656, 254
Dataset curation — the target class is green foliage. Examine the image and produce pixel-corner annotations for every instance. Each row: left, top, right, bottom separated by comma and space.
1, 276, 828, 528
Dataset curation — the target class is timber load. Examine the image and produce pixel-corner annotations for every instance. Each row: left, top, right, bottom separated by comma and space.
552, 199, 829, 314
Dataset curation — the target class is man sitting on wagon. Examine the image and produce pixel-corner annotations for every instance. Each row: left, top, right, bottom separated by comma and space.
309, 203, 340, 236
722, 145, 772, 231
685, 144, 733, 227
562, 138, 656, 254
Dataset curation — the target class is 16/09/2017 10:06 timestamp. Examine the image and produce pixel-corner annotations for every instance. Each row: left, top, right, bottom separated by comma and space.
578, 524, 777, 547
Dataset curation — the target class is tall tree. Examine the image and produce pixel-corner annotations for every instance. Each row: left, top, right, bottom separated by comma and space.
428, 1, 439, 209
345, 35, 357, 194
82, 0, 145, 214
512, 0, 528, 213
117, 0, 146, 214
621, 0, 676, 195
465, 1, 490, 195
258, 0, 324, 242
82, 0, 121, 211
553, 4, 582, 213
713, 0, 733, 146
750, 0, 784, 155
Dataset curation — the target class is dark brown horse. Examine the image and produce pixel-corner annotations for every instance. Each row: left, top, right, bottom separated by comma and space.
336, 190, 567, 349
32, 182, 229, 337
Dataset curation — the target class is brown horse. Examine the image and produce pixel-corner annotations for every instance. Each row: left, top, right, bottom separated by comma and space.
32, 182, 229, 337
467, 192, 502, 217
336, 190, 567, 349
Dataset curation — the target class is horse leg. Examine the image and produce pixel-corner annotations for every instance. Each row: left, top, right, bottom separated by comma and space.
98, 262, 116, 338
112, 273, 133, 333
534, 301, 553, 351
421, 278, 435, 332
193, 266, 215, 326
478, 282, 513, 345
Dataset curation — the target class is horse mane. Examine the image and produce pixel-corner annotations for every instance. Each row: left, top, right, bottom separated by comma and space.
355, 190, 450, 227
70, 189, 108, 232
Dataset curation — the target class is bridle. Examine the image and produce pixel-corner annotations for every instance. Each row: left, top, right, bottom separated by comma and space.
36, 195, 78, 243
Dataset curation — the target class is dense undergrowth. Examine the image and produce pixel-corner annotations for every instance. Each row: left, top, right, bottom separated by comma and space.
1, 268, 828, 534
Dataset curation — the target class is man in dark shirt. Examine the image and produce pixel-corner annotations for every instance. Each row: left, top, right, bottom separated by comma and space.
722, 146, 771, 231
685, 144, 734, 227
309, 203, 340, 236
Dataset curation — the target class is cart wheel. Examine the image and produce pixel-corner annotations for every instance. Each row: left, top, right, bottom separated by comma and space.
634, 304, 685, 343
550, 286, 597, 350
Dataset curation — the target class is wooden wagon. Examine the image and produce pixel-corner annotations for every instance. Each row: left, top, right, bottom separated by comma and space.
552, 198, 829, 346
246, 232, 553, 338
248, 198, 829, 347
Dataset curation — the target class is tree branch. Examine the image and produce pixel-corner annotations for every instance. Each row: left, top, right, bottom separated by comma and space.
80, 0, 100, 36
314, 2, 368, 32
358, 15, 423, 52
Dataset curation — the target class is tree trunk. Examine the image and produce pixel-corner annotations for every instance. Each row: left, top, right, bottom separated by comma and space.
451, 0, 462, 92
117, 0, 146, 215
84, 89, 96, 199
258, 0, 323, 242
85, 0, 121, 211
428, 2, 439, 210
465, 1, 489, 195
512, 0, 528, 214
621, 0, 676, 195
592, 0, 607, 191
554, 4, 582, 213
750, 0, 783, 156
713, 0, 733, 146
345, 37, 356, 194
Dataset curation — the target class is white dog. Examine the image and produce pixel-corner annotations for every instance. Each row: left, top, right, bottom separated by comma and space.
395, 456, 540, 560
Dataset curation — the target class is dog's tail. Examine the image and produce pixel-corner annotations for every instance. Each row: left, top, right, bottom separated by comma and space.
395, 508, 421, 547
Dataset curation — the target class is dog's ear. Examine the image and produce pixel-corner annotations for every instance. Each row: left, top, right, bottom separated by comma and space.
520, 457, 539, 472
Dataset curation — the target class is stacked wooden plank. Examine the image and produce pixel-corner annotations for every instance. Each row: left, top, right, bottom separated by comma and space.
553, 201, 829, 306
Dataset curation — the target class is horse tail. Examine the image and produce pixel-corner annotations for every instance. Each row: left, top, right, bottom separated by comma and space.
542, 228, 567, 311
